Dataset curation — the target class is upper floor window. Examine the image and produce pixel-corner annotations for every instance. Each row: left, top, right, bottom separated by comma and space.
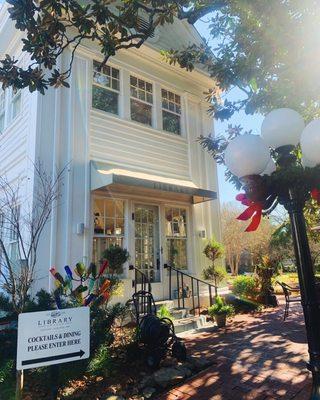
92, 61, 120, 115
0, 90, 5, 133
11, 88, 21, 120
130, 76, 153, 126
162, 89, 181, 135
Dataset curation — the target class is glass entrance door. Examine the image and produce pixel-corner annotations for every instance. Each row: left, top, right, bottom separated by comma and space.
134, 204, 160, 282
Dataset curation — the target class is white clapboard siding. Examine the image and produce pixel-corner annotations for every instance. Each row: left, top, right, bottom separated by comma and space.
90, 110, 190, 179
0, 91, 30, 176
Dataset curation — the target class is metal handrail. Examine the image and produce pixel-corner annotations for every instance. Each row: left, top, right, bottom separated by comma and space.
129, 265, 152, 294
164, 263, 217, 315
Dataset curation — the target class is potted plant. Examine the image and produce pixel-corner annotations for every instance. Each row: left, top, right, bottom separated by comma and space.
102, 244, 130, 276
208, 295, 234, 328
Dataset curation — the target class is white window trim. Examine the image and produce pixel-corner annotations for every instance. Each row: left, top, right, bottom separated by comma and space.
89, 59, 187, 138
129, 74, 154, 127
161, 88, 182, 136
10, 88, 22, 122
91, 60, 122, 117
0, 90, 5, 133
0, 87, 22, 134
92, 196, 125, 238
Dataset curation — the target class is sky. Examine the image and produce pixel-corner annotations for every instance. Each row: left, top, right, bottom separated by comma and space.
195, 18, 264, 205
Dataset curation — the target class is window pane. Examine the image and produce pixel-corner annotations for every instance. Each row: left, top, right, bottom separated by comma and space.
92, 86, 119, 114
146, 93, 153, 104
112, 79, 119, 91
167, 238, 187, 270
165, 207, 187, 240
131, 99, 152, 126
130, 87, 137, 98
163, 110, 181, 135
0, 91, 5, 113
12, 91, 21, 119
0, 113, 4, 133
93, 61, 120, 92
93, 237, 123, 264
130, 76, 137, 86
103, 65, 111, 76
161, 89, 181, 114
115, 219, 124, 235
105, 199, 115, 218
138, 79, 145, 90
112, 68, 119, 79
146, 82, 153, 93
93, 199, 105, 234
130, 76, 153, 104
115, 200, 124, 218
105, 218, 115, 235
93, 72, 110, 87
138, 90, 145, 101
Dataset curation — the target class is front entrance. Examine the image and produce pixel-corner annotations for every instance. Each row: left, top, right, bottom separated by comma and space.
134, 204, 161, 282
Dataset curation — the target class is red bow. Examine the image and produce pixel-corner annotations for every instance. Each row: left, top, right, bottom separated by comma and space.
236, 193, 263, 232
311, 189, 320, 204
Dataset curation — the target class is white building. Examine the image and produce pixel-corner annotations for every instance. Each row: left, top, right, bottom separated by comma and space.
0, 4, 221, 303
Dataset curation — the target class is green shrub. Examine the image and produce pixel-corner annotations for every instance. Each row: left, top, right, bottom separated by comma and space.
225, 294, 262, 313
102, 244, 130, 275
87, 344, 112, 376
0, 359, 14, 384
208, 296, 234, 317
90, 302, 128, 353
232, 275, 259, 299
157, 305, 174, 320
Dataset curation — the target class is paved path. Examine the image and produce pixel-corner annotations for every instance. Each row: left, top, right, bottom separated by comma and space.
158, 300, 311, 400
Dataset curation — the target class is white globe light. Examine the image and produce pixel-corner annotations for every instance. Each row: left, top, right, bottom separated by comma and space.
301, 156, 317, 168
262, 159, 276, 175
261, 108, 305, 149
224, 134, 271, 178
301, 119, 320, 165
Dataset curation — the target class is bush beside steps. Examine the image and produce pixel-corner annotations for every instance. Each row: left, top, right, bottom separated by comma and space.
224, 294, 262, 313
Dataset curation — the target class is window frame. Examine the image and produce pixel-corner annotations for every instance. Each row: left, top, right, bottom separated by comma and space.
92, 196, 127, 263
10, 88, 22, 122
8, 204, 21, 263
129, 74, 154, 127
161, 88, 182, 135
0, 89, 5, 133
92, 60, 121, 116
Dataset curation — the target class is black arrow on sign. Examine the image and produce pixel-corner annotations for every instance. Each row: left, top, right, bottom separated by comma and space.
22, 350, 85, 366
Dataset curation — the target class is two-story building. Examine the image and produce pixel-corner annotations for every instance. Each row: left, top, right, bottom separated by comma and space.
0, 3, 221, 303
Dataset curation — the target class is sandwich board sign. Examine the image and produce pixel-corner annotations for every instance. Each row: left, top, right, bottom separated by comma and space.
17, 307, 90, 370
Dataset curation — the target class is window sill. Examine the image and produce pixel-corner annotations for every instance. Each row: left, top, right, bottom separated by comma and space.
91, 108, 187, 143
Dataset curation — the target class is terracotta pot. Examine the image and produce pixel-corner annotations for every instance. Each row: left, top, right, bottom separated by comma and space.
215, 314, 227, 328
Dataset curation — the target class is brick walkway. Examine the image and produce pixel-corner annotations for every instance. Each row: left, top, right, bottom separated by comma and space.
158, 299, 312, 400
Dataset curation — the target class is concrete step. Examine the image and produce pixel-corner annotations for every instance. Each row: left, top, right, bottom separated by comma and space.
173, 315, 207, 334
170, 308, 189, 320
155, 299, 175, 311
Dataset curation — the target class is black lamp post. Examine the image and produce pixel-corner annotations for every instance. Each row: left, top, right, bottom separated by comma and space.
283, 189, 320, 399
224, 108, 320, 399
